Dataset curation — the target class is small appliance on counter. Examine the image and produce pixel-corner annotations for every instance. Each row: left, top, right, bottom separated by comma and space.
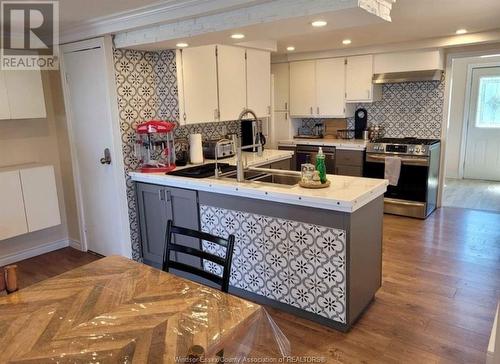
134, 120, 176, 173
354, 108, 368, 139
294, 123, 324, 139
241, 119, 266, 151
202, 138, 236, 160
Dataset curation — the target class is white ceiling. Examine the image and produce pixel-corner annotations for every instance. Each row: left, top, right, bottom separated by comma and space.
275, 0, 500, 54
59, 0, 500, 53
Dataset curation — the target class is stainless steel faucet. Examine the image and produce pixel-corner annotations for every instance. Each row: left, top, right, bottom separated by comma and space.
234, 109, 263, 182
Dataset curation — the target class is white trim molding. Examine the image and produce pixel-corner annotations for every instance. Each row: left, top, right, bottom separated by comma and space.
0, 239, 70, 267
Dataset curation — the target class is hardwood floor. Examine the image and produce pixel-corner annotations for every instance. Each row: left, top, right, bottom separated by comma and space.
3, 207, 499, 363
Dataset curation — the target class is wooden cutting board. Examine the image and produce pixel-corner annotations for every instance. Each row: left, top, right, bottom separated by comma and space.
323, 119, 347, 139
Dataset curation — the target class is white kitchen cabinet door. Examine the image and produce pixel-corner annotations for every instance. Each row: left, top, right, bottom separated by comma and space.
246, 49, 271, 118
272, 63, 289, 112
270, 111, 292, 148
316, 58, 350, 117
4, 70, 46, 119
346, 55, 381, 103
178, 45, 219, 124
0, 170, 28, 240
290, 61, 316, 117
217, 45, 246, 121
20, 165, 61, 232
0, 71, 11, 119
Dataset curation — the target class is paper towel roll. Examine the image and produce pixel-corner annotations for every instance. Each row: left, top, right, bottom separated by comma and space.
189, 134, 204, 164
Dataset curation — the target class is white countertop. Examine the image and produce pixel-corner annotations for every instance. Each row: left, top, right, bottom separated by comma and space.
279, 138, 368, 150
130, 149, 388, 213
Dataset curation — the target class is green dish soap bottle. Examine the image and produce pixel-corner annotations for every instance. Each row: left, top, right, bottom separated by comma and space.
315, 147, 327, 184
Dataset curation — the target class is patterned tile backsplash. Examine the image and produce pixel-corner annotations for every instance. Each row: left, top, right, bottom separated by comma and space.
299, 79, 445, 139
114, 48, 240, 260
347, 79, 445, 139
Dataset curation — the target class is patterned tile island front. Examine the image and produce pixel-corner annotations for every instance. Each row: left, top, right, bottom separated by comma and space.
196, 189, 384, 332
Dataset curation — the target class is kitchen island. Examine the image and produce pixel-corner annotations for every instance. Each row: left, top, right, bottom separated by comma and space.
130, 150, 388, 331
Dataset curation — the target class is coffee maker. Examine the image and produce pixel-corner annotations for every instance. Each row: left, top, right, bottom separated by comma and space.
241, 119, 266, 152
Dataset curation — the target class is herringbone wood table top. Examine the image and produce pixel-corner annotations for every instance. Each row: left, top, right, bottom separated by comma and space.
0, 256, 262, 363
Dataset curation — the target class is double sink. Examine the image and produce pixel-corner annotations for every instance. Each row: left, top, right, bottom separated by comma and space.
169, 163, 302, 187
218, 167, 302, 187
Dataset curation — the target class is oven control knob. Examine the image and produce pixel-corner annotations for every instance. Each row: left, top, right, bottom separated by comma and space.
408, 147, 414, 153
415, 148, 421, 153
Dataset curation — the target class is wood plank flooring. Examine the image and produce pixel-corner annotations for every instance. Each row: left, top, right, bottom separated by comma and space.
3, 207, 499, 363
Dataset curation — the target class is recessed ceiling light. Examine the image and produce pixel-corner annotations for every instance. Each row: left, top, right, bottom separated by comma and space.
176, 42, 189, 48
342, 39, 352, 45
287, 46, 295, 51
311, 20, 328, 27
456, 29, 467, 35
231, 33, 245, 39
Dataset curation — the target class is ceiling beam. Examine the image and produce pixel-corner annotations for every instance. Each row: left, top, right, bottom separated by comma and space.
112, 0, 395, 49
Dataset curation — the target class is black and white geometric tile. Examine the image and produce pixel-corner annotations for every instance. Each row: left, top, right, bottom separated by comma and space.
347, 79, 445, 139
200, 205, 347, 323
113, 48, 241, 260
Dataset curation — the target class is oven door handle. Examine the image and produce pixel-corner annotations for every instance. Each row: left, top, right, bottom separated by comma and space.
366, 154, 429, 166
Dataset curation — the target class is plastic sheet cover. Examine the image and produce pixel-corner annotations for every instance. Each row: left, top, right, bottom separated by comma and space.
0, 256, 290, 363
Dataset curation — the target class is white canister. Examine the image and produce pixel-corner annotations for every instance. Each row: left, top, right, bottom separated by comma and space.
189, 134, 204, 164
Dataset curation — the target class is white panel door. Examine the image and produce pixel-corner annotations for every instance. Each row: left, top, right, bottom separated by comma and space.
0, 71, 11, 119
271, 62, 289, 112
4, 70, 46, 119
20, 165, 61, 232
246, 48, 271, 118
316, 58, 346, 117
62, 42, 129, 256
178, 45, 219, 124
0, 170, 28, 240
464, 66, 500, 181
290, 61, 316, 117
217, 45, 246, 121
346, 55, 375, 102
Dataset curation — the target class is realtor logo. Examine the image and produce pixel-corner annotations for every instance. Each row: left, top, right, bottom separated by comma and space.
1, 0, 59, 70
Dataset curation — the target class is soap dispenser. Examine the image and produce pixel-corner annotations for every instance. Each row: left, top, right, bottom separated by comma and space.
315, 147, 327, 184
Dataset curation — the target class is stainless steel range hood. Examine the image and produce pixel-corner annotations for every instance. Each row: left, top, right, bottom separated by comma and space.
372, 69, 443, 84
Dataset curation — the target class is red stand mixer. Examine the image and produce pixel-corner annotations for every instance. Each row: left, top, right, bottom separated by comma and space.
134, 121, 176, 173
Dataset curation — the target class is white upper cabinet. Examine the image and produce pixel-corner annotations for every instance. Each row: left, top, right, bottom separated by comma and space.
0, 70, 46, 120
316, 58, 352, 117
217, 45, 247, 121
246, 48, 271, 118
271, 63, 289, 112
177, 45, 219, 124
290, 60, 316, 117
346, 55, 381, 103
290, 59, 353, 118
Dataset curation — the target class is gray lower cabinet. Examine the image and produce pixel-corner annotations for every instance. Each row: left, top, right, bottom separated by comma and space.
136, 183, 201, 269
277, 146, 297, 170
335, 150, 365, 177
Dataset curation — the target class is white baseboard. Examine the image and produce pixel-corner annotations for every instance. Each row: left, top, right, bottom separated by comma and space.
68, 239, 83, 251
0, 239, 70, 267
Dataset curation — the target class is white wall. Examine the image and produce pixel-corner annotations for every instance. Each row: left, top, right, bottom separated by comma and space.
444, 54, 500, 179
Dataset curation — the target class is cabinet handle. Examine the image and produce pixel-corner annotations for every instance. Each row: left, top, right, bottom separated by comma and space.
268, 105, 271, 115
285, 112, 288, 120
214, 109, 219, 121
158, 189, 165, 201
166, 190, 171, 202
310, 106, 313, 115
317, 106, 320, 115
285, 102, 288, 111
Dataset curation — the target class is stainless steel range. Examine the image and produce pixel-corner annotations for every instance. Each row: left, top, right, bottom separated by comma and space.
364, 137, 441, 219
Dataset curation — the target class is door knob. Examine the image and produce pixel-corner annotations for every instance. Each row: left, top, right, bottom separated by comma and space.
100, 148, 112, 165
